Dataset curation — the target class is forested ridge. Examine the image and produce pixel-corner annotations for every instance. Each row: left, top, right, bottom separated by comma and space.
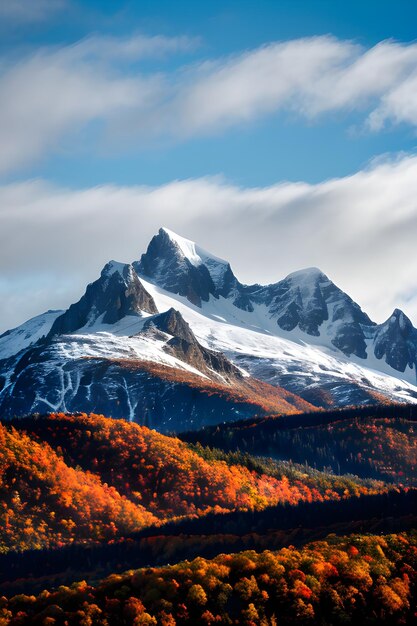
180, 405, 417, 483
2, 532, 417, 625
1, 413, 389, 554
1, 408, 417, 623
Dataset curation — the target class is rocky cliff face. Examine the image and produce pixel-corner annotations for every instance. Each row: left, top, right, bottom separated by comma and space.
249, 268, 375, 358
373, 309, 417, 373
135, 228, 217, 307
141, 308, 242, 382
49, 261, 158, 336
135, 227, 253, 310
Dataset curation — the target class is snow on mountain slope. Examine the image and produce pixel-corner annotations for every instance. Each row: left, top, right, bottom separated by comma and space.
1, 227, 417, 422
44, 326, 210, 379
0, 310, 63, 359
134, 228, 417, 386
38, 307, 241, 385
134, 227, 253, 311
140, 227, 230, 287
1, 257, 278, 428
49, 260, 158, 337
160, 228, 227, 275
0, 308, 313, 429
139, 277, 417, 405
248, 267, 374, 357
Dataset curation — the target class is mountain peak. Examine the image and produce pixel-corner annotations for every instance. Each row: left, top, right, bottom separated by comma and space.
285, 267, 329, 284
248, 264, 373, 356
156, 227, 229, 272
135, 228, 256, 311
135, 227, 242, 308
101, 260, 129, 278
373, 308, 416, 372
158, 227, 201, 265
49, 262, 157, 336
389, 308, 412, 328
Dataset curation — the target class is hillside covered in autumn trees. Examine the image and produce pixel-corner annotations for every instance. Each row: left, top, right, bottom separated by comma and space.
1, 408, 417, 623
0, 412, 392, 554
181, 405, 417, 484
2, 532, 417, 625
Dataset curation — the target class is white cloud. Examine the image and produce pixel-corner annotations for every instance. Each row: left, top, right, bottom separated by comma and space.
0, 33, 195, 173
64, 33, 198, 62
2, 34, 417, 173
171, 37, 359, 133
1, 154, 417, 333
165, 37, 417, 135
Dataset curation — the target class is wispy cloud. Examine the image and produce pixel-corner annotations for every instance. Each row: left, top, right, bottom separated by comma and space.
0, 33, 196, 173
0, 0, 68, 23
1, 154, 417, 332
155, 37, 417, 136
64, 33, 199, 62
1, 33, 417, 174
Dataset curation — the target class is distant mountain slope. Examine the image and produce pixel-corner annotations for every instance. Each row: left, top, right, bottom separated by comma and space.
248, 266, 374, 357
0, 310, 63, 359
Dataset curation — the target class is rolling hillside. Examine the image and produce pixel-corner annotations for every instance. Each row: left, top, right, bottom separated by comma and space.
0, 412, 390, 554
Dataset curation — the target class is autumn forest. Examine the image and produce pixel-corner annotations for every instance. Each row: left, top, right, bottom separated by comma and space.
0, 404, 416, 624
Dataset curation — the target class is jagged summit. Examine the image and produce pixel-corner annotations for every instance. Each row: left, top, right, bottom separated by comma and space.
143, 307, 196, 344
158, 227, 229, 274
49, 261, 157, 336
135, 228, 215, 306
390, 308, 413, 330
378, 308, 414, 336
101, 260, 129, 278
373, 308, 417, 372
134, 227, 251, 309
246, 265, 373, 356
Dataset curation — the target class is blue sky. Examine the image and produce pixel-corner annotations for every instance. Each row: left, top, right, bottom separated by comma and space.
1, 0, 417, 331
2, 0, 417, 187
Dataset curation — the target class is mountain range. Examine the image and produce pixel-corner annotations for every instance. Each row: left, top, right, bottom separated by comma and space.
1, 226, 417, 430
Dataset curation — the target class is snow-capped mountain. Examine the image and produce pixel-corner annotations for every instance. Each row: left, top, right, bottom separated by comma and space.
1, 227, 417, 430
248, 267, 374, 358
0, 252, 312, 429
373, 309, 417, 373
49, 260, 158, 335
135, 227, 253, 311
136, 228, 417, 382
